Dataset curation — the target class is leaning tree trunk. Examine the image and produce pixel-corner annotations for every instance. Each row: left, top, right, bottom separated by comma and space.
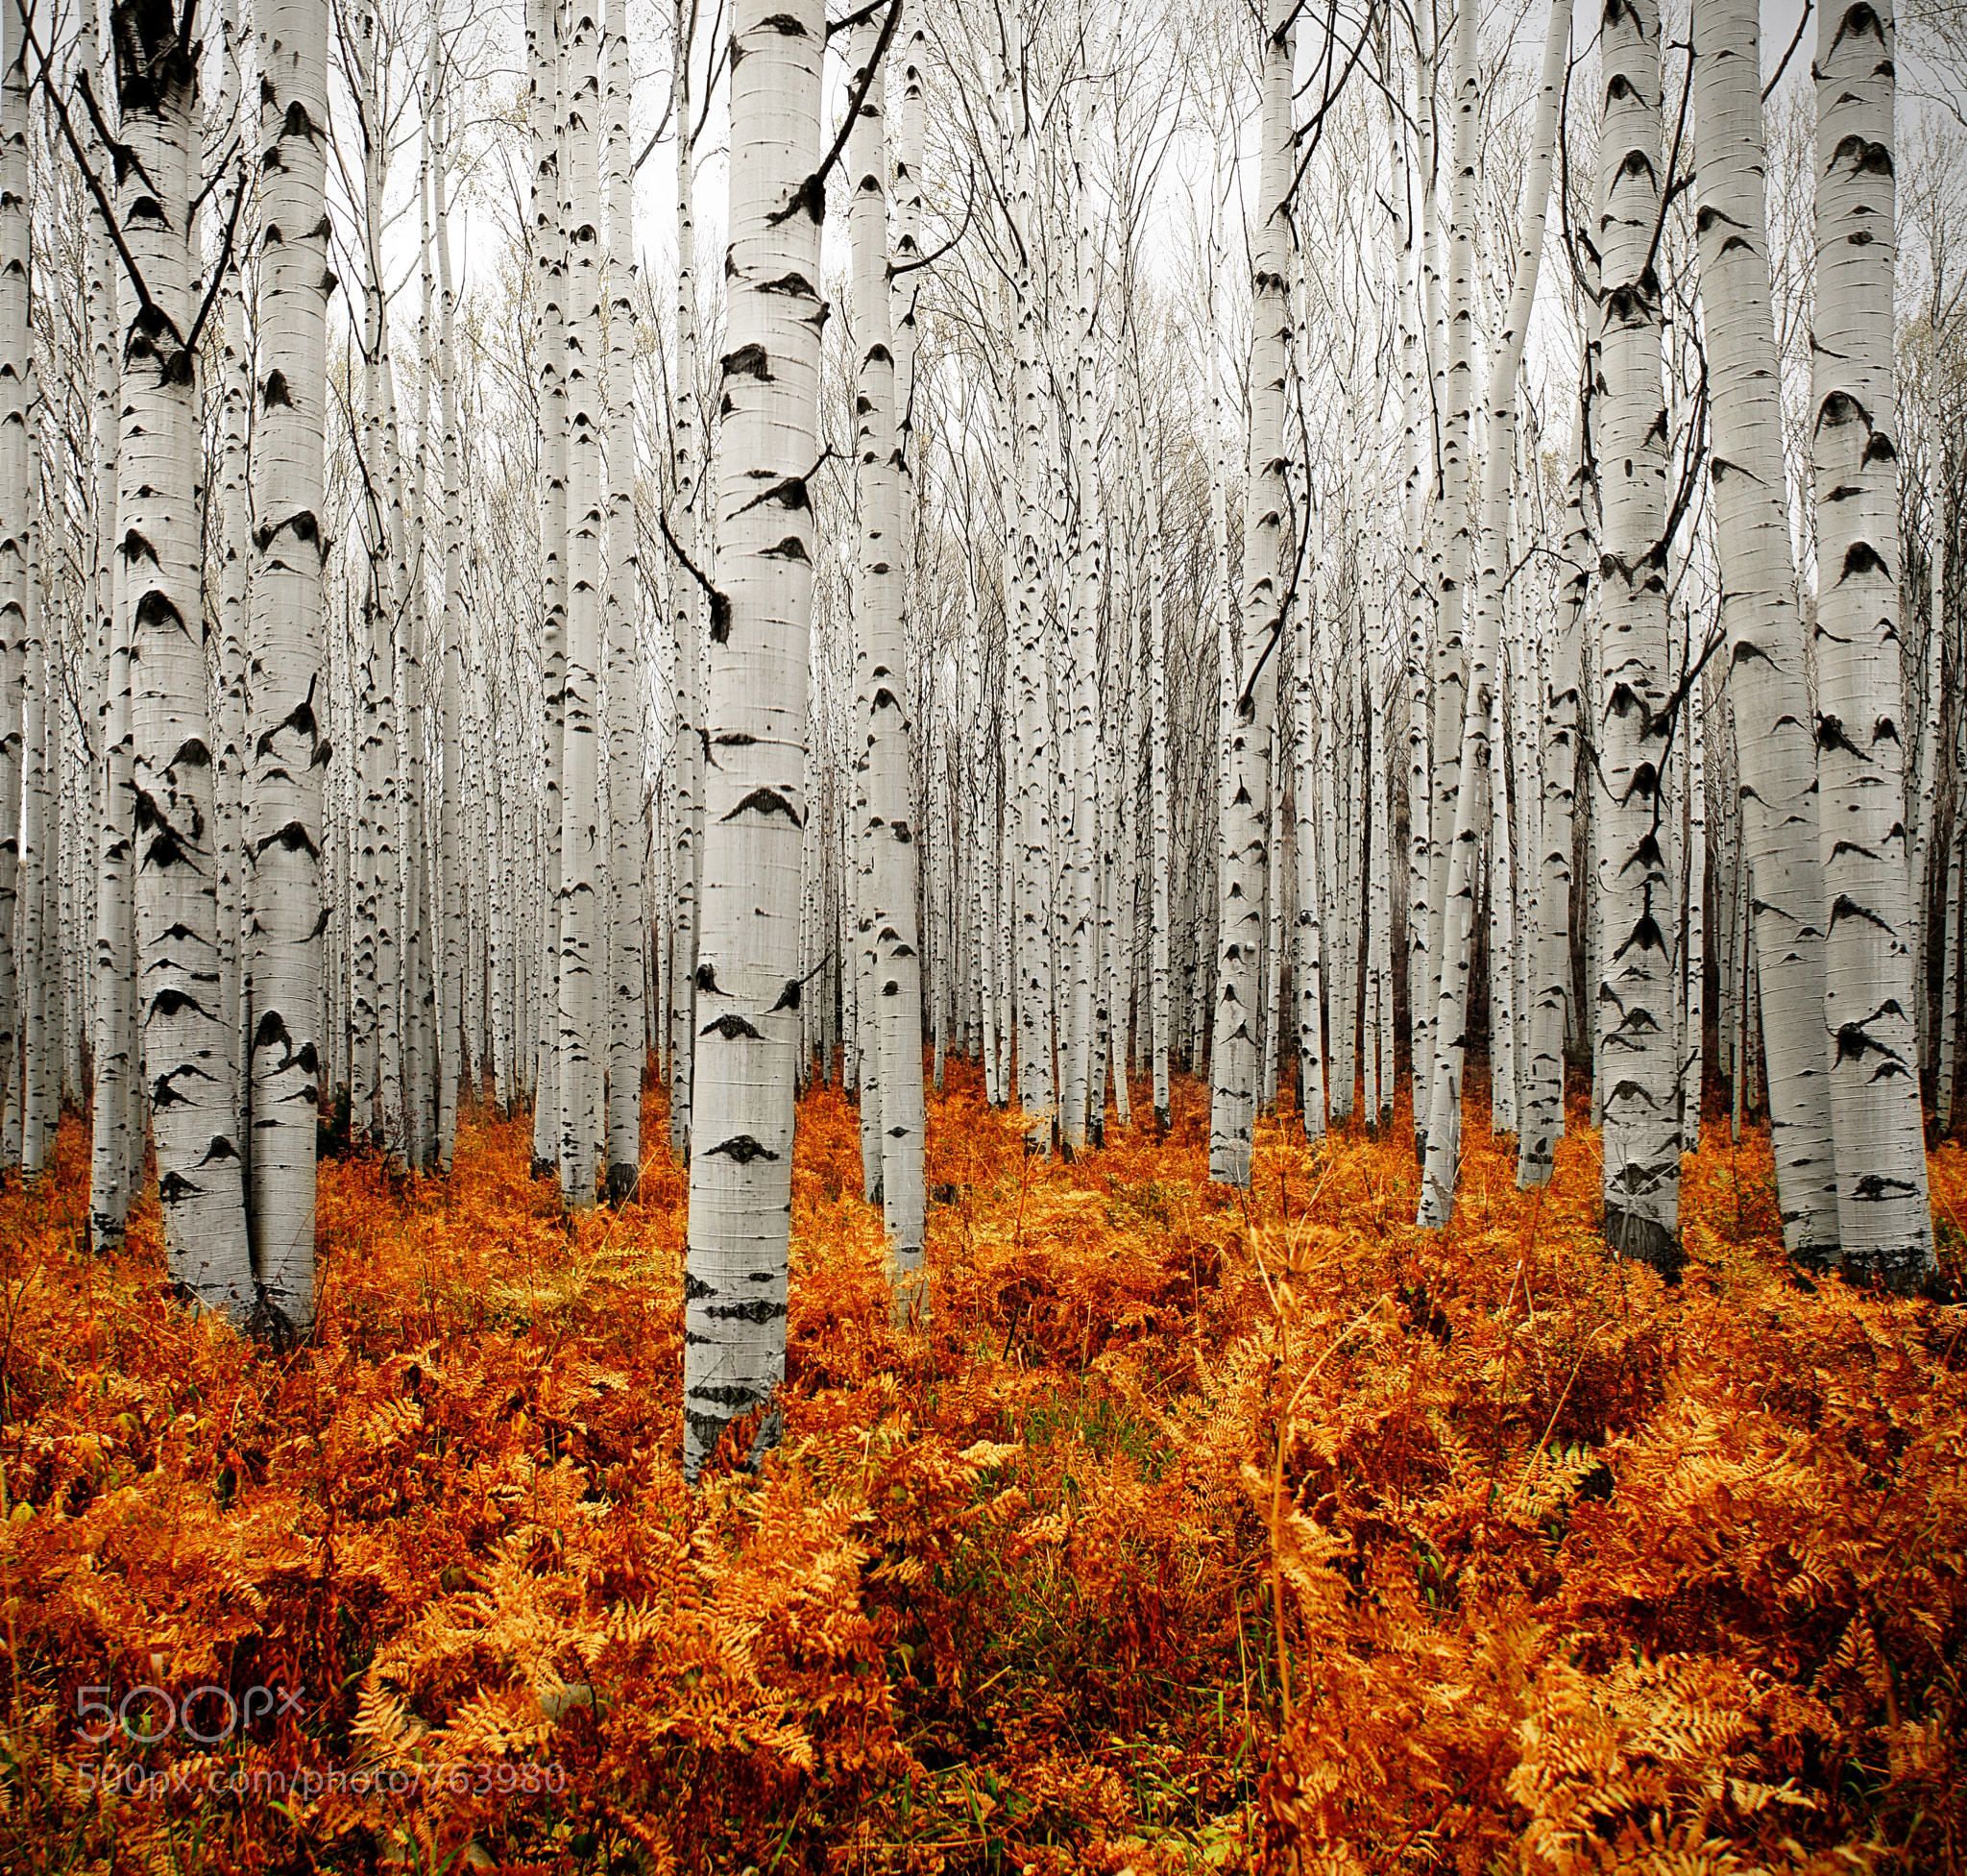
1688, 0, 1841, 1262
681, 0, 825, 1481
1811, 0, 1932, 1288
113, 5, 254, 1316
1592, 0, 1680, 1276
848, 12, 926, 1308
246, 0, 332, 1336
1207, 0, 1291, 1188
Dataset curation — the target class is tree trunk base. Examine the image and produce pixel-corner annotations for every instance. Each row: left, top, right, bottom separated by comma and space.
1605, 1206, 1682, 1282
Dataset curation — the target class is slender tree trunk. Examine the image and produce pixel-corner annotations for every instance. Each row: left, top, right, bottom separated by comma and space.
557, 0, 604, 1206
668, 0, 700, 1165
848, 13, 926, 1304
433, 44, 465, 1171
681, 0, 825, 1480
0, 29, 26, 1153
1811, 0, 1932, 1287
1592, 0, 1679, 1275
85, 8, 135, 1249
530, 0, 569, 1180
602, 0, 643, 1203
1688, 0, 1840, 1258
245, 0, 332, 1332
1419, 0, 1568, 1225
113, 7, 254, 1315
1208, 0, 1291, 1187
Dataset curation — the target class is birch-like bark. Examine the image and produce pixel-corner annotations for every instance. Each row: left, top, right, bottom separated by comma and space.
1207, 0, 1290, 1187
114, 6, 253, 1315
1811, 0, 1932, 1286
0, 26, 25, 1149
1520, 426, 1591, 1185
1418, 0, 1567, 1226
681, 0, 824, 1480
668, 0, 700, 1164
1688, 0, 1840, 1258
558, 0, 604, 1206
1136, 382, 1173, 1131
433, 43, 465, 1170
849, 12, 926, 1304
602, 0, 642, 1203
246, 0, 332, 1332
1009, 37, 1055, 1138
1293, 595, 1325, 1138
1592, 0, 1679, 1274
530, 0, 569, 1179
85, 8, 135, 1249
1416, 0, 1480, 1164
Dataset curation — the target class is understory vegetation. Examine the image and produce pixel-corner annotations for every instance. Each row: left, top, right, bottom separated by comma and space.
0, 1069, 1962, 1874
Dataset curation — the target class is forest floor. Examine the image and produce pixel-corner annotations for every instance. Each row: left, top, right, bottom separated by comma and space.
0, 1065, 1963, 1875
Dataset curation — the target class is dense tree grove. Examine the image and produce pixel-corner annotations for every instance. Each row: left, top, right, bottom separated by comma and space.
0, 0, 1962, 1474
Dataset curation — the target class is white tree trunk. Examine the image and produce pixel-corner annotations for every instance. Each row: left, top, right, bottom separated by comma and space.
1419, 0, 1568, 1225
0, 29, 25, 1154
114, 9, 254, 1316
1811, 0, 1932, 1286
668, 0, 701, 1164
602, 0, 643, 1203
681, 0, 825, 1480
1592, 0, 1679, 1275
246, 0, 332, 1333
1688, 0, 1841, 1259
1208, 0, 1291, 1188
849, 12, 926, 1305
557, 0, 604, 1206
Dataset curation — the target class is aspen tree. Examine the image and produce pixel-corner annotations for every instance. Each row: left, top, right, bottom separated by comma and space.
558, 0, 604, 1206
530, 0, 569, 1181
1207, 0, 1290, 1188
602, 0, 642, 1204
1008, 27, 1055, 1139
1059, 13, 1104, 1157
1293, 595, 1325, 1139
1519, 427, 1591, 1187
1419, 0, 1567, 1228
1811, 0, 1933, 1287
668, 0, 701, 1165
1591, 0, 1679, 1275
1133, 376, 1173, 1132
433, 39, 465, 1170
246, 0, 333, 1332
1688, 0, 1840, 1259
19, 546, 48, 1174
1416, 0, 1481, 1165
849, 6, 926, 1304
210, 0, 249, 1152
111, 0, 254, 1316
0, 17, 24, 1146
681, 0, 826, 1480
83, 4, 135, 1250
